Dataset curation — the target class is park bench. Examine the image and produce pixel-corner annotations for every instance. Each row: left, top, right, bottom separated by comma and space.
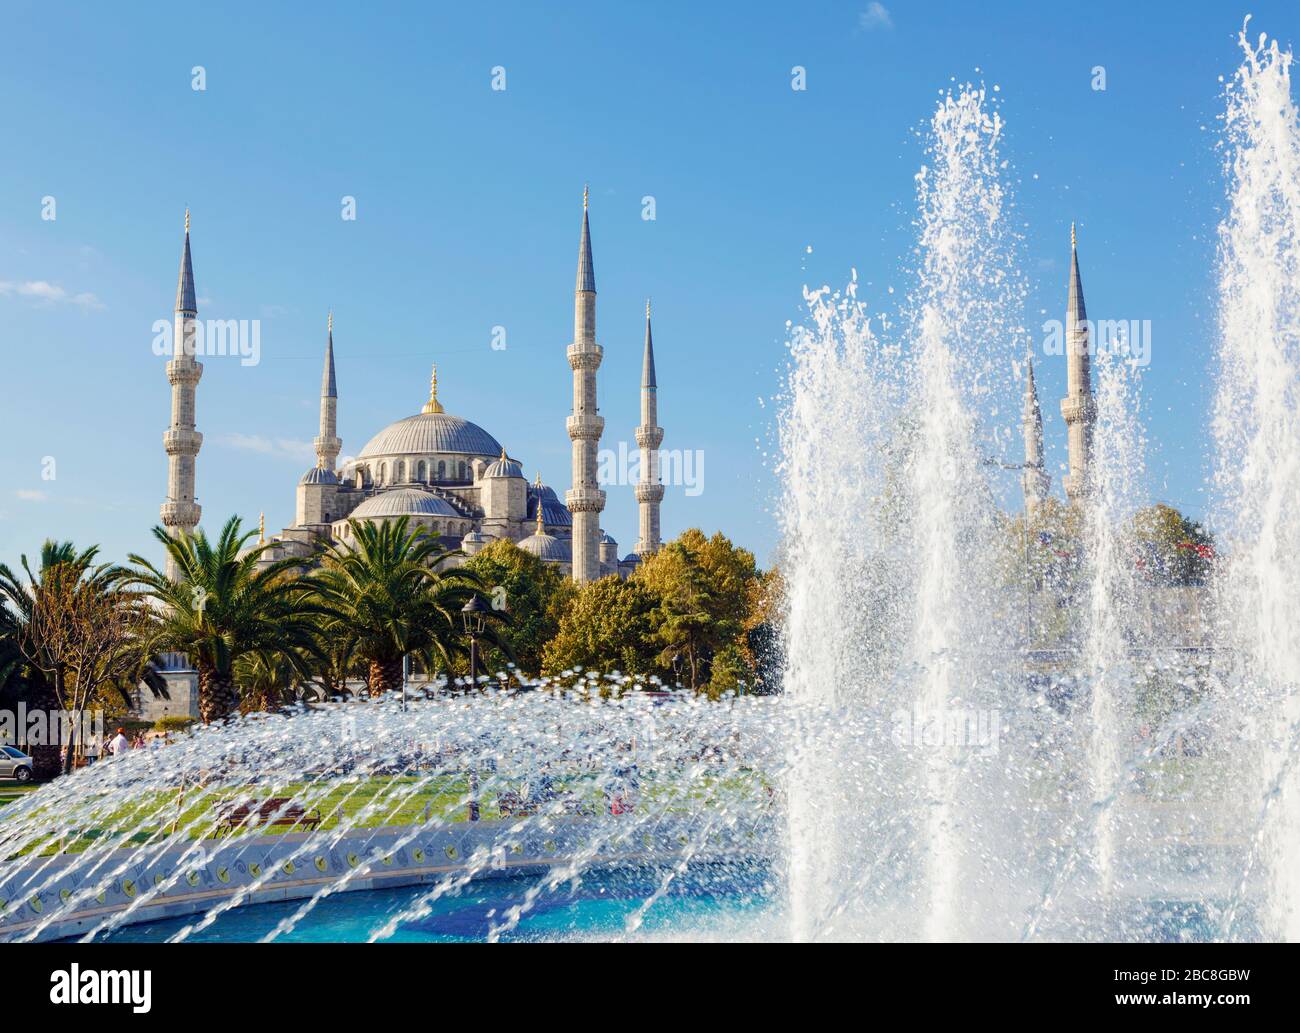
213, 796, 322, 837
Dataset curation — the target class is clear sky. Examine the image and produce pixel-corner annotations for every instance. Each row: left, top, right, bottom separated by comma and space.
0, 0, 1295, 572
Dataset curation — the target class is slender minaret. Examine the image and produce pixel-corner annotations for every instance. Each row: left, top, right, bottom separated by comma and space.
1060, 222, 1094, 504
634, 299, 664, 556
314, 312, 341, 472
565, 186, 606, 584
161, 209, 203, 579
1021, 350, 1049, 519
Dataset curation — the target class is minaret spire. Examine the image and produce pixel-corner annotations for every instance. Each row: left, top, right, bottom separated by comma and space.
634, 297, 664, 557
314, 311, 341, 472
1021, 350, 1049, 519
565, 188, 606, 583
161, 209, 203, 579
1060, 222, 1095, 503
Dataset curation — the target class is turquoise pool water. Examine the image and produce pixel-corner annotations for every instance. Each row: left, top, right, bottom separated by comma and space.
84, 863, 775, 943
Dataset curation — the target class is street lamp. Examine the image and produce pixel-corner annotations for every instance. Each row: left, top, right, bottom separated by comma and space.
461, 594, 490, 688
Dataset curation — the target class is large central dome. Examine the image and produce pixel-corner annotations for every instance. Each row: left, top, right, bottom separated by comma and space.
356, 411, 502, 460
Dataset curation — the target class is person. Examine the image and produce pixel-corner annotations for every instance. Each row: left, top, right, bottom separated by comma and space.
109, 727, 129, 756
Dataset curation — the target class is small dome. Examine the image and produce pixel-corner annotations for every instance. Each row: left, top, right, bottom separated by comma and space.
600, 533, 617, 545
462, 530, 488, 544
622, 552, 642, 565
483, 452, 524, 479
518, 530, 572, 563
349, 487, 461, 520
300, 467, 338, 485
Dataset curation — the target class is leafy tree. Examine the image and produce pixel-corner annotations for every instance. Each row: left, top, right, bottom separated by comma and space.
635, 530, 759, 694
312, 516, 509, 697
129, 517, 323, 723
1130, 504, 1214, 586
541, 575, 659, 679
463, 540, 575, 677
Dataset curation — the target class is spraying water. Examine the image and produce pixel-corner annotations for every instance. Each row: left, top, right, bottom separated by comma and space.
1212, 19, 1300, 942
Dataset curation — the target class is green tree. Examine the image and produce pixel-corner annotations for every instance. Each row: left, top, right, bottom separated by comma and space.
128, 517, 323, 723
312, 517, 508, 696
1131, 503, 1214, 585
463, 539, 576, 677
635, 530, 759, 694
542, 575, 659, 680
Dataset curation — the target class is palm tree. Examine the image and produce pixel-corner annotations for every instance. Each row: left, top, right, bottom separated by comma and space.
312, 517, 508, 697
0, 541, 168, 777
128, 516, 324, 723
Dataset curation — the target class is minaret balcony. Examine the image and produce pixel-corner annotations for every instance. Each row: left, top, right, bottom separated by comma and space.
635, 426, 664, 449
162, 428, 203, 455
634, 482, 665, 504
566, 343, 603, 370
313, 434, 341, 456
565, 487, 606, 512
165, 359, 204, 386
1059, 398, 1096, 424
160, 500, 201, 527
566, 414, 605, 441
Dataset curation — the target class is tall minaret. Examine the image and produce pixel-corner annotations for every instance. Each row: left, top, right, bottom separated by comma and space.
160, 209, 203, 579
634, 299, 664, 556
314, 312, 341, 472
1060, 222, 1094, 504
1021, 350, 1049, 519
565, 186, 606, 584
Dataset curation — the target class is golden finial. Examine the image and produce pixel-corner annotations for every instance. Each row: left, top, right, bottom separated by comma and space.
1070, 221, 1076, 250
500, 446, 508, 461
534, 471, 542, 487
583, 184, 589, 211
258, 511, 265, 544
184, 208, 190, 234
422, 364, 444, 414
535, 499, 545, 533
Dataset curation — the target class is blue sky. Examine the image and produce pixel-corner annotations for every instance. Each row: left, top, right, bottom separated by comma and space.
0, 0, 1295, 572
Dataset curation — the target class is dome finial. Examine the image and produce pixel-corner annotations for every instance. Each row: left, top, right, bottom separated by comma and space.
536, 497, 545, 533
500, 446, 508, 461
422, 363, 444, 414
184, 207, 190, 235
534, 470, 542, 487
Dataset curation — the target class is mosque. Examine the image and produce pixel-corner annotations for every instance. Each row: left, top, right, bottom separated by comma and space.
159, 191, 666, 585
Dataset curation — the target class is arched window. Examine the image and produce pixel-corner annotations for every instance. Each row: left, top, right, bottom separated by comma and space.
395, 460, 405, 483
457, 461, 467, 480
417, 460, 427, 482
378, 462, 387, 485
355, 468, 365, 489
437, 460, 446, 480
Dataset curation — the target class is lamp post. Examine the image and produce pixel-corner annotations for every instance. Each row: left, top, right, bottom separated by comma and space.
461, 594, 490, 690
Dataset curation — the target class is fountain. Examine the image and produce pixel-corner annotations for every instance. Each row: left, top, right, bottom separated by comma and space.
1, 23, 1298, 944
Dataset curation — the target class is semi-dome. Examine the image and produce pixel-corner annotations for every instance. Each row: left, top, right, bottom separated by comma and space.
299, 466, 338, 485
349, 487, 461, 520
356, 411, 502, 460
518, 530, 572, 563
527, 486, 572, 526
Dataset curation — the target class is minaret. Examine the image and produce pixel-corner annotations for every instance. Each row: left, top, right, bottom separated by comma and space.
1060, 222, 1094, 504
634, 299, 664, 556
314, 312, 341, 472
1021, 350, 1049, 519
160, 209, 203, 579
565, 187, 606, 583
